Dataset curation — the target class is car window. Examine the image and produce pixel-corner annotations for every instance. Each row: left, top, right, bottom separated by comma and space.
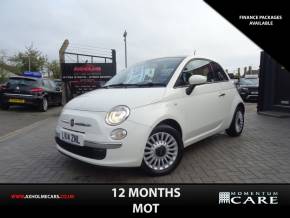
175, 59, 217, 86
49, 80, 57, 89
211, 62, 229, 81
54, 80, 62, 87
43, 79, 52, 89
7, 78, 40, 88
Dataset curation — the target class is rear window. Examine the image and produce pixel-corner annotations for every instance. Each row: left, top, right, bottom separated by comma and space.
7, 78, 40, 88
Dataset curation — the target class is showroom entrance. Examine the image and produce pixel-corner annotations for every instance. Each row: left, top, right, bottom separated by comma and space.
258, 51, 290, 114
274, 65, 290, 107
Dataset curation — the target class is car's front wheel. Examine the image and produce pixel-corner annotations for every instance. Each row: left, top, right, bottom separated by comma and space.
141, 124, 183, 176
226, 106, 245, 137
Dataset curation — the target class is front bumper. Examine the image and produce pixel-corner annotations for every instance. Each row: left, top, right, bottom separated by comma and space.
55, 137, 107, 160
55, 108, 151, 167
239, 91, 259, 101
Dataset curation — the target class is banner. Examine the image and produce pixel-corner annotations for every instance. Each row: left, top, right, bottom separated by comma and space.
61, 63, 116, 97
1, 184, 289, 212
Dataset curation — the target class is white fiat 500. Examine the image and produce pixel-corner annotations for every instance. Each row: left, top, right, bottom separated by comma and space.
55, 56, 245, 176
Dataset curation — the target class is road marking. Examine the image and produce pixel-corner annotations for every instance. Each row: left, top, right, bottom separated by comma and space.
0, 117, 52, 143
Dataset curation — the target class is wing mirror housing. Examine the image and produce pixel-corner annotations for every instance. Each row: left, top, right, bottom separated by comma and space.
186, 75, 207, 95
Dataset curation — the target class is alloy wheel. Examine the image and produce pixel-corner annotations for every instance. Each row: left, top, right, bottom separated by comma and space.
43, 98, 48, 111
143, 132, 178, 171
235, 110, 244, 133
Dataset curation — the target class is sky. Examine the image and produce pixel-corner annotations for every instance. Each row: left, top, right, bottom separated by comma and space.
0, 0, 261, 72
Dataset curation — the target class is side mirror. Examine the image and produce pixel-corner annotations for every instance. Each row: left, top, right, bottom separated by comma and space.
55, 87, 61, 92
186, 75, 207, 95
188, 75, 207, 85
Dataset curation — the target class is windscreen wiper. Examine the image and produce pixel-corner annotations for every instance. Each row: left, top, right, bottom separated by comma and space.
102, 83, 139, 88
133, 82, 166, 87
102, 83, 166, 88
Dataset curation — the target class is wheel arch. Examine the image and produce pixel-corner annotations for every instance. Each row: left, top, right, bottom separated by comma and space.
155, 118, 183, 138
225, 95, 245, 129
237, 102, 245, 114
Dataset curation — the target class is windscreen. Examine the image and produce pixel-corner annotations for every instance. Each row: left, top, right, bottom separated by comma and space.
105, 57, 185, 87
239, 78, 259, 85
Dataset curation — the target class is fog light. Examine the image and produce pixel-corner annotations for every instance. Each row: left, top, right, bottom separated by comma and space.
110, 128, 127, 140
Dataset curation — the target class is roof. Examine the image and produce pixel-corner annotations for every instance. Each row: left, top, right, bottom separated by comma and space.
137, 56, 216, 65
9, 76, 40, 80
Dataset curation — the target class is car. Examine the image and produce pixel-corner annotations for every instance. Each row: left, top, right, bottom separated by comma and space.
55, 56, 245, 176
0, 76, 62, 112
54, 79, 63, 91
237, 75, 259, 101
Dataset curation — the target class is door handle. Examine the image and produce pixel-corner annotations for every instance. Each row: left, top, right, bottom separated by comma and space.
219, 93, 226, 97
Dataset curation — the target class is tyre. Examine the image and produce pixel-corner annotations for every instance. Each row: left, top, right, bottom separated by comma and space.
57, 100, 63, 106
0, 104, 9, 110
141, 124, 183, 176
39, 97, 48, 112
226, 106, 244, 137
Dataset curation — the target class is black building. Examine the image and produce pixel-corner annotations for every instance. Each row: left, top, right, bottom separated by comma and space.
258, 51, 290, 114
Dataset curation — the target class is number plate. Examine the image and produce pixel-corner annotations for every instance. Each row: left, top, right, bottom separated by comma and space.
60, 130, 84, 146
9, 98, 25, 103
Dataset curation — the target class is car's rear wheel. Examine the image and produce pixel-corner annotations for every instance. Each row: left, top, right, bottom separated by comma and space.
226, 106, 244, 137
39, 97, 48, 112
141, 124, 183, 176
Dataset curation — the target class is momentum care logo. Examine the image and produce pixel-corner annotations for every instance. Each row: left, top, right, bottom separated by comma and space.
218, 191, 278, 205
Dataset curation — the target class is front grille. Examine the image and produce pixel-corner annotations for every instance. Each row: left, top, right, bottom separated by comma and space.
55, 137, 106, 160
247, 95, 258, 100
248, 87, 258, 92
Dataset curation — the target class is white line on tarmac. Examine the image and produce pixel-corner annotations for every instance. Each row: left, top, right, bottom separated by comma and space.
0, 117, 52, 143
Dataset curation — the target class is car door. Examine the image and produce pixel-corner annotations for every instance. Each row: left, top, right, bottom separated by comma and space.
210, 62, 234, 122
172, 59, 225, 146
42, 79, 55, 104
48, 80, 62, 104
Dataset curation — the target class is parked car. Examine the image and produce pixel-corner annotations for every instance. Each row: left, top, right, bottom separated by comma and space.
54, 79, 63, 91
0, 76, 62, 111
237, 75, 259, 101
55, 56, 245, 176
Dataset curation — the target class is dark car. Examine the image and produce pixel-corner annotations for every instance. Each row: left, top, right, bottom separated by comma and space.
54, 79, 63, 91
0, 76, 62, 112
237, 76, 259, 101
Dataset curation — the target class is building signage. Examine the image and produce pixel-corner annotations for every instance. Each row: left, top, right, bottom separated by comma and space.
61, 63, 116, 97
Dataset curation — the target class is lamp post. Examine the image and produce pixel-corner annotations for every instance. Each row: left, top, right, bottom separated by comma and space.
123, 30, 127, 68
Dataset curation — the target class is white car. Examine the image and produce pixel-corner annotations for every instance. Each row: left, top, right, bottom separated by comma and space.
55, 56, 245, 176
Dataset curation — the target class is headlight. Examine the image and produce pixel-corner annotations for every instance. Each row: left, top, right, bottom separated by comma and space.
105, 105, 130, 126
240, 87, 249, 92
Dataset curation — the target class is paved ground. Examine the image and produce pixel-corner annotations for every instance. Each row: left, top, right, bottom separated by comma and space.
0, 106, 61, 137
0, 103, 290, 183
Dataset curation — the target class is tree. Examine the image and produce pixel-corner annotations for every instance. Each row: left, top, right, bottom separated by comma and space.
46, 60, 61, 79
0, 50, 19, 83
9, 44, 47, 74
